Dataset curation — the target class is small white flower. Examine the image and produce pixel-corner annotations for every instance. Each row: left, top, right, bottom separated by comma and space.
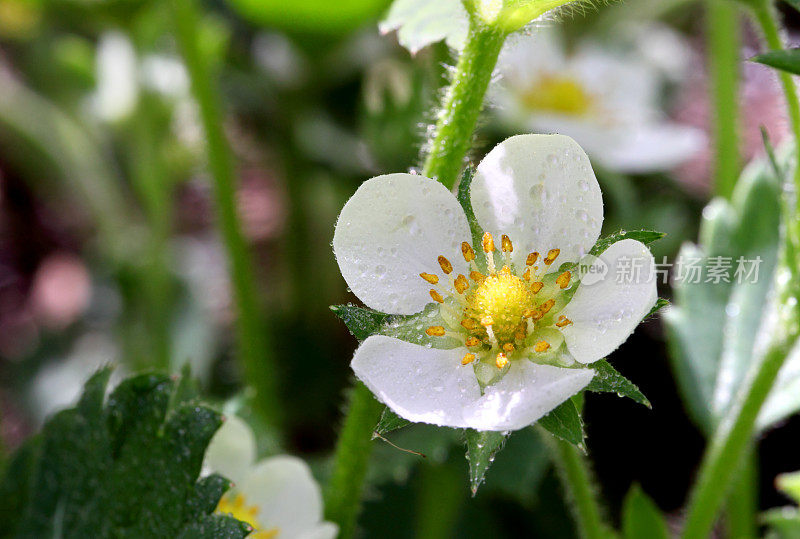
493, 28, 704, 173
204, 416, 338, 539
334, 134, 657, 431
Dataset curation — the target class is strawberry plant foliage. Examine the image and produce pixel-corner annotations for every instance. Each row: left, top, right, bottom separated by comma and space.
0, 368, 250, 538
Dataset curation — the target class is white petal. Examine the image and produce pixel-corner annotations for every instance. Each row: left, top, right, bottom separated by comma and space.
333, 173, 471, 315
560, 239, 657, 364
351, 335, 481, 427
239, 456, 324, 538
202, 414, 256, 485
297, 523, 339, 539
351, 335, 593, 431
463, 361, 594, 431
471, 134, 603, 269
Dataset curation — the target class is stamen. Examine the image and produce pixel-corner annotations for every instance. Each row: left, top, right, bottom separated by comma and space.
501, 235, 513, 252
438, 255, 453, 274
470, 271, 485, 282
482, 232, 496, 274
556, 316, 573, 328
461, 242, 475, 262
556, 271, 571, 289
461, 318, 478, 330
500, 265, 512, 274
429, 290, 444, 303
526, 252, 539, 266
465, 336, 481, 347
485, 325, 498, 346
523, 268, 531, 281
454, 274, 469, 294
503, 343, 515, 353
420, 272, 439, 284
534, 341, 551, 353
531, 281, 544, 294
524, 308, 543, 321
540, 299, 556, 315
462, 353, 476, 365
495, 353, 509, 369
544, 248, 560, 265
426, 326, 446, 336
480, 316, 494, 327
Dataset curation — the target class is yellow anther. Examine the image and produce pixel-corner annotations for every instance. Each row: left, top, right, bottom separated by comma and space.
454, 274, 469, 294
461, 318, 478, 330
544, 248, 560, 265
515, 330, 527, 341
556, 316, 573, 328
462, 353, 476, 365
461, 242, 476, 262
503, 343, 515, 353
501, 235, 513, 253
470, 271, 486, 282
481, 315, 494, 327
420, 272, 439, 284
531, 281, 544, 294
426, 326, 446, 337
524, 308, 543, 321
523, 268, 531, 281
465, 336, 481, 347
540, 299, 556, 314
534, 341, 551, 353
482, 232, 495, 253
438, 255, 453, 274
500, 265, 512, 274
556, 271, 572, 289
495, 353, 509, 369
429, 290, 444, 303
526, 252, 539, 266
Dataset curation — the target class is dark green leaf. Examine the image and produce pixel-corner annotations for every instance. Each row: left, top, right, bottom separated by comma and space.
589, 229, 665, 257
538, 399, 585, 449
786, 0, 800, 13
645, 298, 669, 321
0, 369, 248, 537
586, 360, 651, 408
464, 429, 508, 495
752, 48, 800, 76
373, 407, 412, 437
622, 484, 669, 539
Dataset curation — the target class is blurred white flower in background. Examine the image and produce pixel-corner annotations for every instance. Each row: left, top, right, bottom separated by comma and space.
204, 415, 338, 539
493, 26, 705, 173
91, 31, 138, 122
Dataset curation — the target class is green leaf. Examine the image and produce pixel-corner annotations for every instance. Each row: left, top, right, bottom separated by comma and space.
225, 0, 390, 34
622, 484, 669, 539
464, 429, 509, 495
585, 360, 651, 409
589, 229, 665, 256
664, 149, 785, 434
538, 399, 585, 449
331, 303, 459, 349
0, 369, 250, 538
379, 0, 468, 53
645, 298, 670, 321
778, 472, 800, 505
762, 508, 800, 539
373, 407, 411, 437
752, 48, 800, 76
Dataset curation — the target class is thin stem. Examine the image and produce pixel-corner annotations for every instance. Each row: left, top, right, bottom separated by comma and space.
707, 0, 741, 199
170, 0, 281, 428
323, 382, 384, 539
551, 437, 606, 539
724, 447, 757, 538
421, 19, 507, 189
681, 337, 794, 538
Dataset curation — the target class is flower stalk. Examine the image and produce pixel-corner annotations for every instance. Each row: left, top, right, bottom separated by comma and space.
421, 19, 507, 189
170, 0, 281, 428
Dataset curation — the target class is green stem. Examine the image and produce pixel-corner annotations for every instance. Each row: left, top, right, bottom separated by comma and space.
421, 19, 507, 189
724, 447, 757, 538
323, 382, 384, 539
681, 337, 795, 538
707, 0, 741, 199
170, 0, 281, 428
551, 438, 606, 539
415, 461, 463, 539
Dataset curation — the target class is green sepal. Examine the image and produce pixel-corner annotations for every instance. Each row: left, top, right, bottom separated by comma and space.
373, 408, 412, 437
464, 429, 509, 496
645, 298, 670, 321
622, 484, 670, 539
752, 48, 800, 76
331, 303, 459, 349
589, 229, 665, 257
585, 360, 651, 409
538, 399, 585, 450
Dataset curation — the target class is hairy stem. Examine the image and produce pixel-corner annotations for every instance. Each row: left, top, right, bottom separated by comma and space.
551, 437, 607, 539
170, 0, 281, 428
421, 19, 506, 189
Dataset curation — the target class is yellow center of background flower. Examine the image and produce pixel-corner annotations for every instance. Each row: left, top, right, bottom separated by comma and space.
216, 492, 279, 539
521, 75, 594, 117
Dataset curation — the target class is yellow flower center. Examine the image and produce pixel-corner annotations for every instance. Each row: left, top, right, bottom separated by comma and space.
422, 232, 575, 378
520, 75, 594, 117
216, 492, 279, 539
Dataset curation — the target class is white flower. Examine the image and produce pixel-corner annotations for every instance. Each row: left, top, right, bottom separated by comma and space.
333, 134, 657, 431
204, 415, 338, 539
493, 28, 704, 173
